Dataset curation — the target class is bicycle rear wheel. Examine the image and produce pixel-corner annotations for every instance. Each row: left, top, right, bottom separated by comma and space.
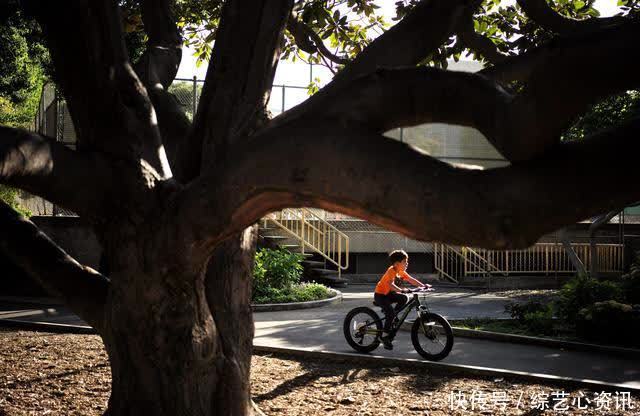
343, 307, 382, 353
411, 313, 454, 361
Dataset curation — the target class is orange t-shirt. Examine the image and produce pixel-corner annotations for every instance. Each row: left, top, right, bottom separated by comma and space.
375, 266, 410, 295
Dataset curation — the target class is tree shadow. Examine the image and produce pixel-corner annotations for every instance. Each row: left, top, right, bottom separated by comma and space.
252, 352, 449, 404
9, 362, 109, 387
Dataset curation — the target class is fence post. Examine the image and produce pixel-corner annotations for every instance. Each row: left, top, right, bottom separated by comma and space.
192, 76, 197, 117
338, 237, 342, 279
545, 245, 549, 275
300, 209, 305, 255
505, 251, 509, 275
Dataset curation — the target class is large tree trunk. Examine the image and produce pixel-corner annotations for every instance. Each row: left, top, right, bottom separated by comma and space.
95, 225, 256, 415
205, 226, 259, 415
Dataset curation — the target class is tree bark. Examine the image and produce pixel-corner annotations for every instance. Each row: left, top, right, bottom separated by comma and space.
516, 0, 626, 35
95, 220, 241, 415
558, 228, 587, 276
204, 226, 258, 416
588, 210, 620, 279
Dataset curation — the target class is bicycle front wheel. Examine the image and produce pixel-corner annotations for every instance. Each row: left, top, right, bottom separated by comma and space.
411, 313, 454, 361
343, 307, 382, 353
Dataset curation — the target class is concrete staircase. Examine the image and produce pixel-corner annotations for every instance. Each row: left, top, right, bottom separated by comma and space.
258, 221, 348, 287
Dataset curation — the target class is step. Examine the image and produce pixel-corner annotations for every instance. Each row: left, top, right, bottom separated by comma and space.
261, 235, 288, 241
315, 276, 348, 288
301, 260, 325, 267
280, 244, 300, 249
311, 268, 340, 275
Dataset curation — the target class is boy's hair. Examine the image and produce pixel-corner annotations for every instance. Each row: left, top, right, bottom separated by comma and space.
388, 250, 408, 265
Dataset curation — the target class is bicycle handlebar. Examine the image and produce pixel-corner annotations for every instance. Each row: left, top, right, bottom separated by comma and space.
404, 287, 435, 293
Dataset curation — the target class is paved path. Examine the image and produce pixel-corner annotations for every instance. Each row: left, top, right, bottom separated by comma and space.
3, 286, 640, 389
255, 286, 640, 388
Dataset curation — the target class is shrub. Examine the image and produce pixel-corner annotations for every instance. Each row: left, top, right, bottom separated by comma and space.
253, 248, 304, 299
505, 300, 555, 335
522, 305, 555, 336
556, 274, 625, 322
576, 301, 640, 345
252, 282, 332, 304
252, 248, 332, 304
505, 300, 547, 322
621, 272, 640, 305
290, 282, 331, 302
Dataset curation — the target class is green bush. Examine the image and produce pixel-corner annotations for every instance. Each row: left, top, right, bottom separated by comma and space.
576, 300, 640, 345
252, 248, 332, 304
556, 274, 625, 322
505, 300, 547, 322
253, 248, 304, 297
621, 272, 640, 305
290, 282, 331, 302
252, 282, 332, 304
522, 305, 555, 336
505, 300, 555, 335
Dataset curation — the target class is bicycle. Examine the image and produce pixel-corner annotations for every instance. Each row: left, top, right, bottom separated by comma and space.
343, 287, 454, 361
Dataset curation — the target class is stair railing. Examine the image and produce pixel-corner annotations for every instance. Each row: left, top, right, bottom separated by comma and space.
266, 208, 349, 277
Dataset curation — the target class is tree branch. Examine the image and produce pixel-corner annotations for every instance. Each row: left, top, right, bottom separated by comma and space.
269, 0, 478, 132
136, 0, 182, 89
329, 0, 473, 89
517, 0, 626, 35
174, 117, 640, 255
301, 67, 512, 146
481, 20, 639, 86
0, 126, 116, 218
456, 13, 509, 64
0, 201, 109, 331
182, 0, 294, 181
266, 58, 639, 162
133, 0, 191, 179
558, 228, 587, 276
24, 0, 171, 178
493, 20, 640, 157
286, 17, 350, 65
303, 21, 638, 161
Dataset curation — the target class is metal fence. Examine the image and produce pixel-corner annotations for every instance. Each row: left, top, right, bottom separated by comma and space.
434, 242, 625, 283
167, 77, 313, 120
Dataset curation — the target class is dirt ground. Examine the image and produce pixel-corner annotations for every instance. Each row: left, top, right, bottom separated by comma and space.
0, 329, 638, 415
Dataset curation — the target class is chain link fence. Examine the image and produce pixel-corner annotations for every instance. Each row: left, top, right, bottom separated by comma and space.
28, 75, 633, 240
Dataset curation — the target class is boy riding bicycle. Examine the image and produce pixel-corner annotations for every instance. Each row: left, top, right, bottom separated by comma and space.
375, 250, 431, 350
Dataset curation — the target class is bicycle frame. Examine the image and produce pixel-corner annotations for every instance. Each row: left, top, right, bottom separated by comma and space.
363, 292, 431, 337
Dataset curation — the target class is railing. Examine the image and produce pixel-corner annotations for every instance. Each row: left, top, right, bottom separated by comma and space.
434, 242, 625, 281
433, 244, 462, 283
265, 208, 349, 277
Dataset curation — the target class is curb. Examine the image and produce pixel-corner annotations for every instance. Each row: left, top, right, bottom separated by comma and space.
401, 320, 640, 359
0, 318, 96, 334
251, 289, 342, 312
253, 345, 640, 393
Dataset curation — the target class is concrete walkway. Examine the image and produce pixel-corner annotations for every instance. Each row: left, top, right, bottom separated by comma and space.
2, 286, 640, 389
